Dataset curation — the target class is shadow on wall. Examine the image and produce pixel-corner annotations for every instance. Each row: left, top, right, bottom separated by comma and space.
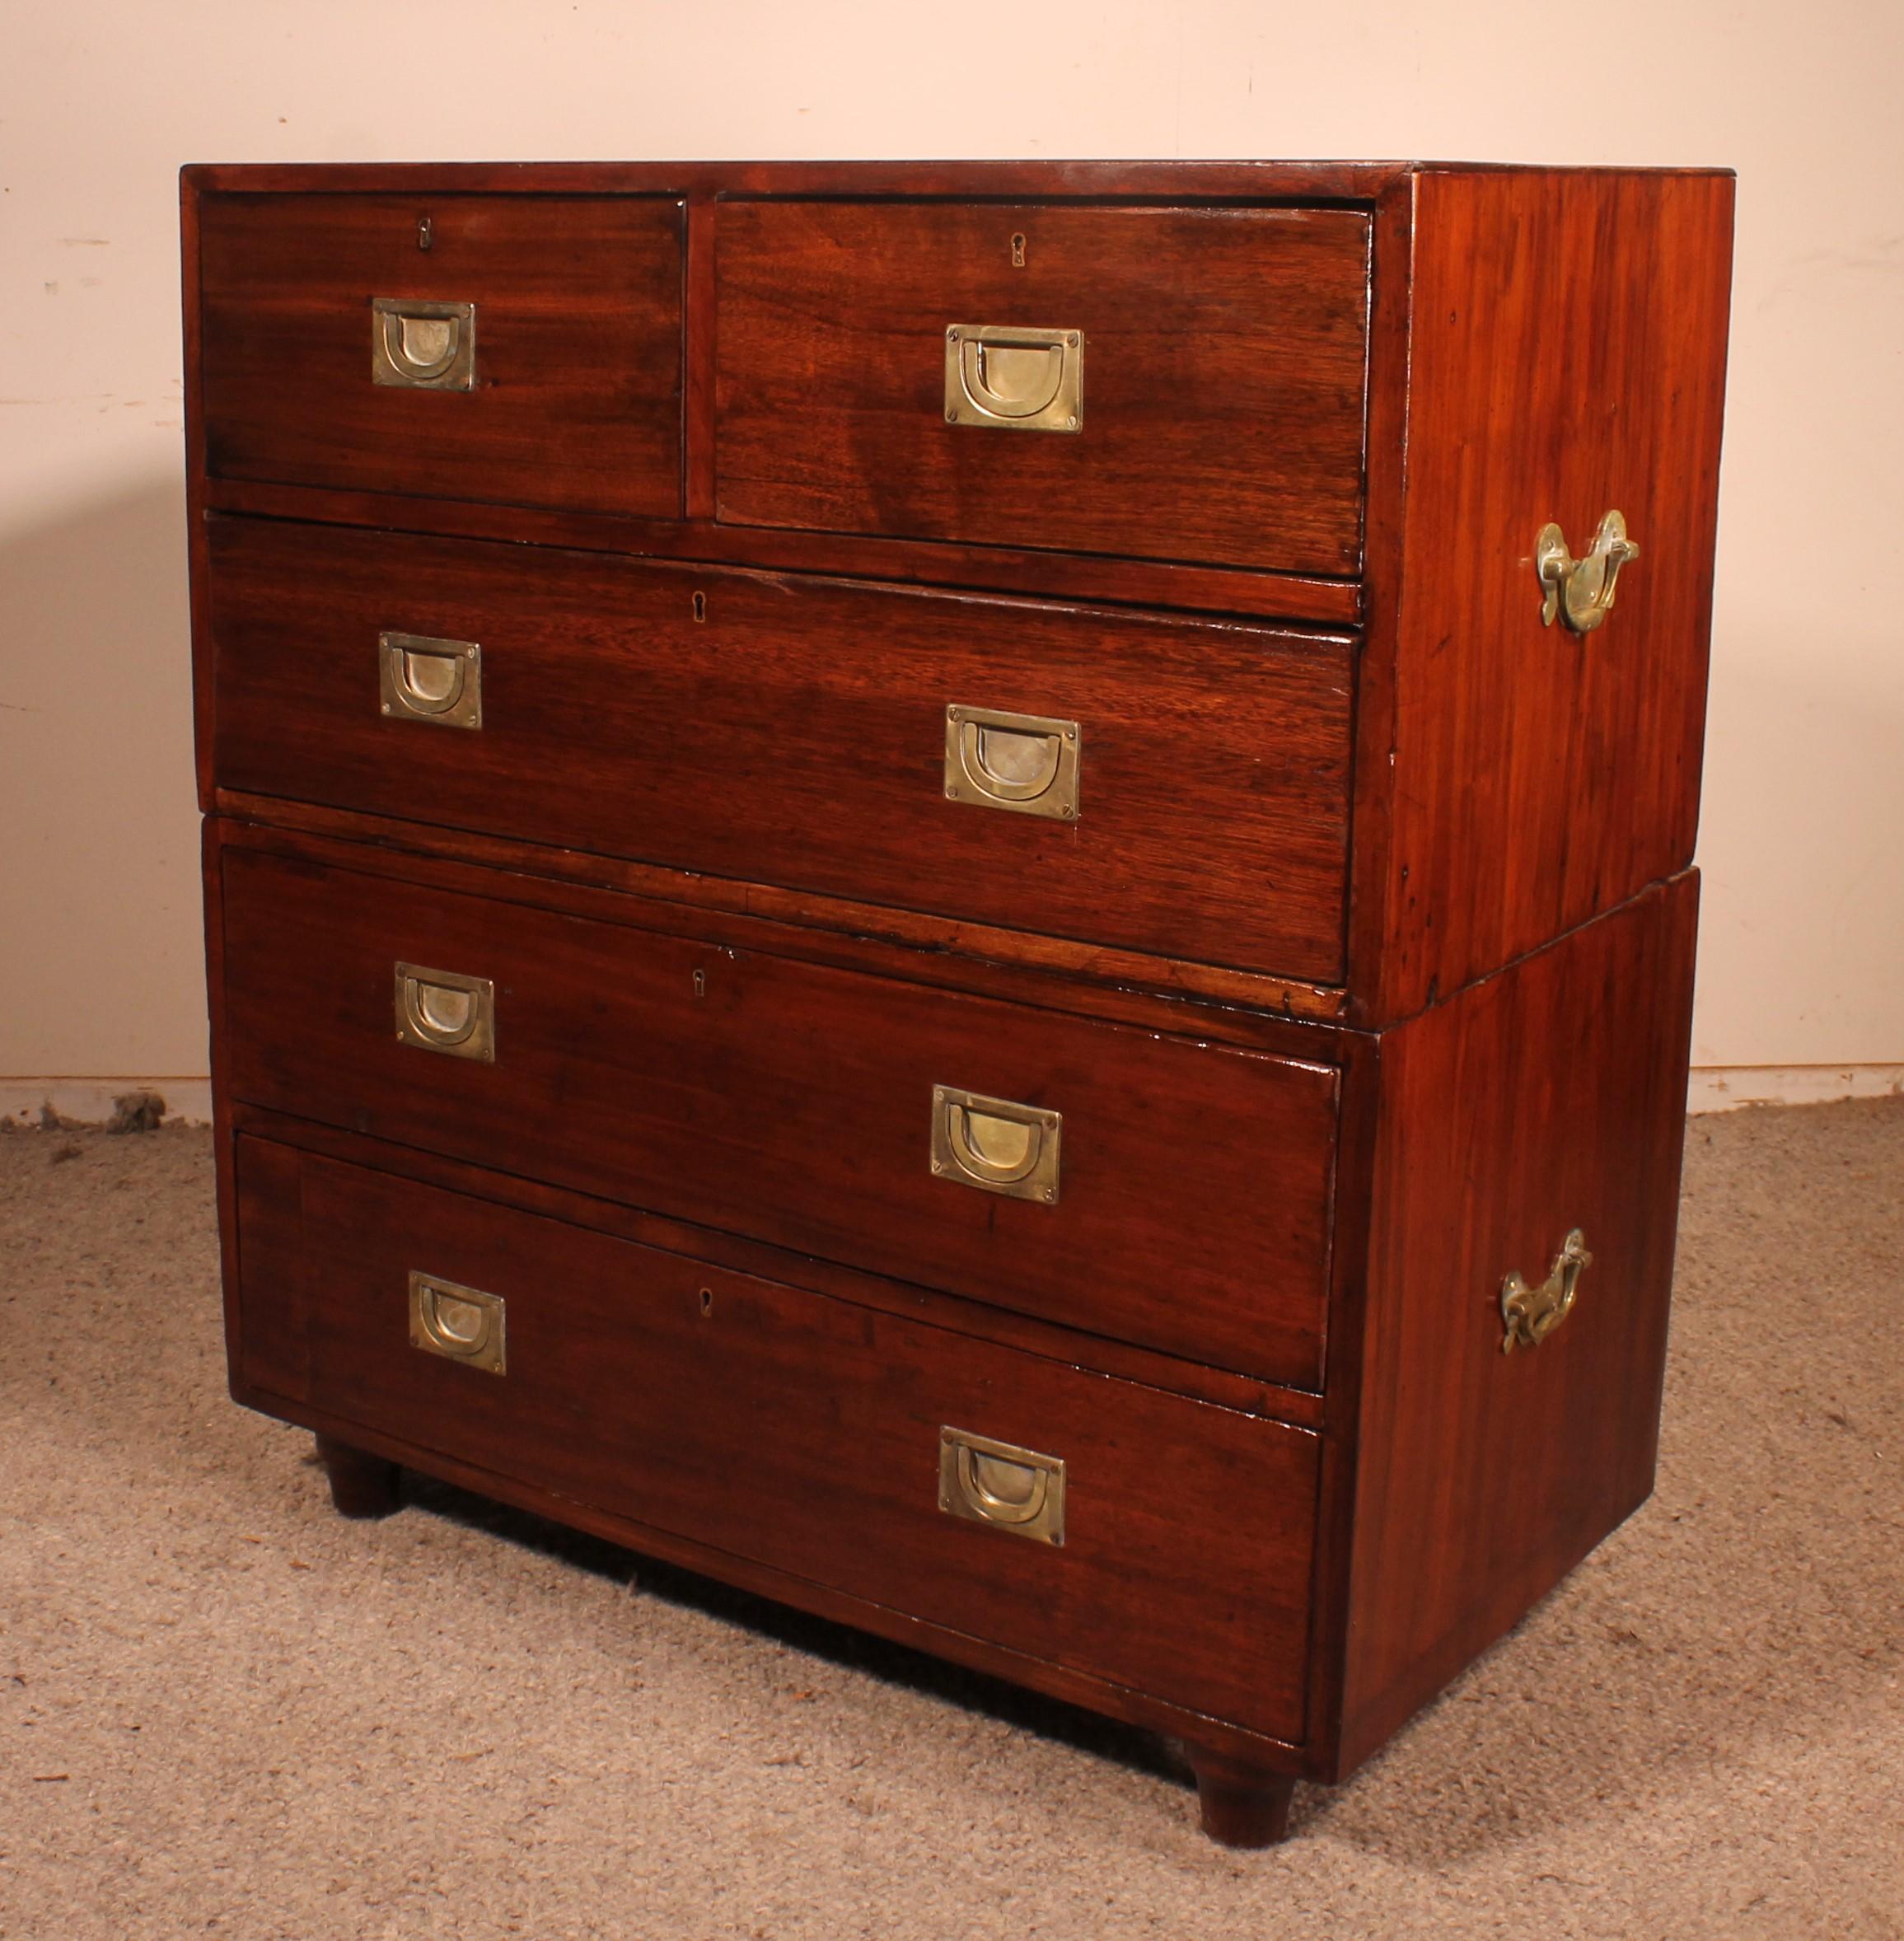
0, 475, 208, 1078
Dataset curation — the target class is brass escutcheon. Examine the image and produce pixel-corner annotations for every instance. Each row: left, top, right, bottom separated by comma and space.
1536, 511, 1640, 633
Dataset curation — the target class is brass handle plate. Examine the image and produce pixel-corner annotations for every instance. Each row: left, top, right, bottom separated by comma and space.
943, 705, 1080, 821
930, 1086, 1060, 1204
1500, 1228, 1592, 1353
379, 631, 482, 729
409, 1270, 506, 1373
394, 961, 496, 1062
371, 297, 476, 391
938, 1427, 1065, 1545
1537, 510, 1640, 633
944, 325, 1082, 433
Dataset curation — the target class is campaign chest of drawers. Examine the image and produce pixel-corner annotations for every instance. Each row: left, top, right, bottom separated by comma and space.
181, 160, 1733, 1845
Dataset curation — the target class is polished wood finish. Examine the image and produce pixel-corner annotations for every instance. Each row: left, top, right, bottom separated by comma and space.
1350, 168, 1733, 1022
240, 1136, 1321, 1744
198, 193, 685, 517
207, 516, 1354, 980
183, 160, 1729, 1846
312, 1433, 403, 1519
216, 841, 1340, 1387
1185, 1749, 1298, 1848
1331, 872, 1701, 1775
715, 201, 1369, 576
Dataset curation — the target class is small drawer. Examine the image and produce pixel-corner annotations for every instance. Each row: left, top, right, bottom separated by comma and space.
198, 193, 684, 517
207, 517, 1354, 984
219, 845, 1340, 1389
235, 1136, 1319, 1744
715, 201, 1370, 575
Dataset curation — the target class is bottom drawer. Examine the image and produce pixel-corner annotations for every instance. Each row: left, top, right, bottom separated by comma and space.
234, 1135, 1320, 1745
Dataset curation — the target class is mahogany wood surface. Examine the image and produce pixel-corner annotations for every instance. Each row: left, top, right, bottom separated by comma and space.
312, 1433, 403, 1519
225, 1095, 1328, 1428
239, 1135, 1321, 1745
1351, 170, 1733, 1022
1331, 872, 1700, 1775
207, 517, 1354, 981
715, 201, 1370, 575
197, 478, 1364, 628
216, 841, 1340, 1387
198, 193, 685, 517
209, 797, 1351, 1027
1184, 1750, 1299, 1847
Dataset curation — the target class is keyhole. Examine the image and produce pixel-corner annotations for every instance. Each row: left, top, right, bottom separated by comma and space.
418, 214, 433, 251
1010, 232, 1027, 268
699, 1288, 713, 1317
692, 968, 706, 998
692, 591, 707, 623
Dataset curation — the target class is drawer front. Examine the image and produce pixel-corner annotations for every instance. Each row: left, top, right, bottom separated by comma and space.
198, 194, 684, 517
715, 201, 1370, 575
208, 518, 1353, 983
219, 846, 1339, 1388
236, 1136, 1318, 1744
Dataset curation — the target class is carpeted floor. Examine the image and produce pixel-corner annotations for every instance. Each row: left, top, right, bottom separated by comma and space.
2, 1100, 1900, 1939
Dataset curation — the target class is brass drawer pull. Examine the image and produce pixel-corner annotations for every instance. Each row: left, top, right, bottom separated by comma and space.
409, 1270, 506, 1373
930, 1085, 1060, 1204
379, 631, 482, 728
944, 706, 1080, 821
1536, 510, 1639, 633
371, 297, 476, 390
944, 324, 1082, 433
394, 962, 495, 1062
1500, 1228, 1592, 1353
939, 1428, 1065, 1545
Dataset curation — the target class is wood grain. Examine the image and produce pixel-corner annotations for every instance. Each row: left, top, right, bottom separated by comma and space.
1331, 872, 1700, 1775
208, 517, 1354, 982
1351, 169, 1733, 1022
715, 202, 1370, 574
198, 192, 685, 517
236, 1134, 1321, 1745
217, 843, 1341, 1387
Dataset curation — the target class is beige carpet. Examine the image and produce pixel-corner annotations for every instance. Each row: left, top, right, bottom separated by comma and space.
2, 1100, 1900, 1939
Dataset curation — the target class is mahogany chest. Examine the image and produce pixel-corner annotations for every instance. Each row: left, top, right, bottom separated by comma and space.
181, 160, 1733, 1845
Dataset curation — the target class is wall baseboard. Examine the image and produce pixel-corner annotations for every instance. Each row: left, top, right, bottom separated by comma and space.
1687, 1064, 1904, 1114
2, 1079, 213, 1130
6, 1068, 1898, 1132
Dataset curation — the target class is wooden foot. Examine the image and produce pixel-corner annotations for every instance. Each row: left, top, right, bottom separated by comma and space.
314, 1434, 403, 1519
1185, 1748, 1298, 1848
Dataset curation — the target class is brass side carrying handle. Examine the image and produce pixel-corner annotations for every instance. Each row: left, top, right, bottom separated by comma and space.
938, 1427, 1065, 1545
372, 297, 476, 391
1500, 1228, 1592, 1353
944, 706, 1080, 821
944, 324, 1082, 433
1537, 510, 1640, 632
409, 1270, 506, 1373
379, 632, 482, 728
394, 962, 496, 1063
930, 1085, 1061, 1204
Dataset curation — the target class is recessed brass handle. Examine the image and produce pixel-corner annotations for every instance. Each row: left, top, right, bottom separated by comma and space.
944, 324, 1082, 433
1537, 511, 1640, 633
371, 297, 476, 391
379, 631, 482, 728
930, 1085, 1061, 1204
394, 962, 495, 1063
938, 1427, 1065, 1545
944, 706, 1080, 821
409, 1270, 506, 1373
1500, 1228, 1592, 1353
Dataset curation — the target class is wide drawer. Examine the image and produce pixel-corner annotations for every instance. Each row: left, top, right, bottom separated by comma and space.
218, 844, 1339, 1388
235, 1136, 1318, 1744
207, 517, 1354, 983
714, 201, 1370, 575
197, 193, 684, 516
